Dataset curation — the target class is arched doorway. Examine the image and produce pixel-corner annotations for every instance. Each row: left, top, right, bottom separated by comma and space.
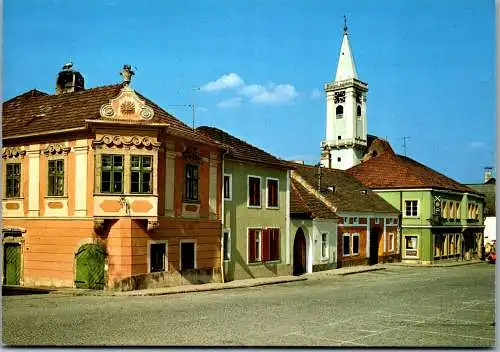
74, 244, 106, 290
293, 228, 307, 275
369, 228, 380, 265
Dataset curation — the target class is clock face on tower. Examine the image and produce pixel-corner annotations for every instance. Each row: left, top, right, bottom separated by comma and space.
334, 91, 345, 104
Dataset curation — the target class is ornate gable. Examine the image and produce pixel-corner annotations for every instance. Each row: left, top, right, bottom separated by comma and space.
99, 85, 154, 121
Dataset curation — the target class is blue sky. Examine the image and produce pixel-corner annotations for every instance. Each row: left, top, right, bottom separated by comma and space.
3, 0, 496, 183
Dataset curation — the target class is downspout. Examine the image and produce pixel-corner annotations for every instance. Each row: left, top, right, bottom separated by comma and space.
220, 149, 229, 283
399, 191, 403, 259
286, 169, 291, 265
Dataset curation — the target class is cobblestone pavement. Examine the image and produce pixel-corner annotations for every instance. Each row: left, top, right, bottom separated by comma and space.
2, 263, 495, 347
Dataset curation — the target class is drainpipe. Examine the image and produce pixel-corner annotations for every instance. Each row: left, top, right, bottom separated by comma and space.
220, 149, 229, 283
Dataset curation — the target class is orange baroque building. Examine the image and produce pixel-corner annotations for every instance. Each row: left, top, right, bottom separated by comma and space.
2, 64, 224, 290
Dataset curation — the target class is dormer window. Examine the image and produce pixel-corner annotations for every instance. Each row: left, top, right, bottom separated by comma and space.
336, 105, 344, 118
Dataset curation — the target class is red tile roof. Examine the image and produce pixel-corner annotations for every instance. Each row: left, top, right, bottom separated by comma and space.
196, 126, 294, 169
2, 84, 215, 145
293, 164, 399, 214
290, 178, 337, 219
347, 142, 481, 194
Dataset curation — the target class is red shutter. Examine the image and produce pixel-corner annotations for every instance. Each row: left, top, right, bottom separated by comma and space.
275, 229, 280, 260
262, 228, 270, 262
249, 229, 256, 262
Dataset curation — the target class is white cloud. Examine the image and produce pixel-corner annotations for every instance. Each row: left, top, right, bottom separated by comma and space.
309, 89, 322, 99
217, 97, 242, 108
469, 141, 485, 150
196, 107, 208, 113
250, 84, 298, 104
200, 73, 244, 92
203, 73, 299, 106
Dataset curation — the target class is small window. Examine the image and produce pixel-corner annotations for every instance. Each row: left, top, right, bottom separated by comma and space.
343, 234, 350, 256
352, 217, 359, 225
405, 200, 418, 217
352, 234, 360, 255
223, 230, 231, 261
337, 157, 341, 162
248, 176, 261, 207
101, 155, 123, 193
338, 136, 342, 140
321, 233, 328, 259
6, 163, 21, 198
48, 159, 64, 196
356, 104, 361, 117
336, 105, 344, 118
150, 242, 167, 272
405, 236, 418, 257
130, 155, 152, 193
343, 217, 349, 224
185, 164, 199, 201
375, 218, 380, 224
267, 178, 279, 208
223, 174, 232, 200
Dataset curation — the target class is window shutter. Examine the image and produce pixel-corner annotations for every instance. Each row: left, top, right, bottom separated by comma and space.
262, 228, 270, 261
248, 229, 256, 262
273, 229, 280, 260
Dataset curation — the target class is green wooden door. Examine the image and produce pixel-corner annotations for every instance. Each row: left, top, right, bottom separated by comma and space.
4, 244, 21, 285
75, 244, 106, 290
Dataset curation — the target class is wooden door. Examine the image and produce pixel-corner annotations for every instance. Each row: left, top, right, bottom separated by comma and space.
4, 244, 21, 285
293, 230, 307, 275
75, 244, 106, 290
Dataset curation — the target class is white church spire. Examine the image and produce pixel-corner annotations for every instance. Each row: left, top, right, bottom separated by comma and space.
335, 16, 358, 81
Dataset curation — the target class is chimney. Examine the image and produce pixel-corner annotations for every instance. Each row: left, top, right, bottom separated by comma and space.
55, 62, 85, 94
484, 167, 494, 183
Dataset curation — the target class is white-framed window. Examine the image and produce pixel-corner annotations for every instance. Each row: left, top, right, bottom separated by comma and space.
266, 177, 279, 209
375, 218, 380, 224
404, 200, 419, 217
343, 234, 350, 256
343, 217, 349, 224
321, 233, 329, 260
223, 174, 232, 201
388, 233, 395, 252
352, 217, 359, 225
247, 175, 261, 208
352, 233, 360, 255
179, 239, 196, 270
223, 229, 231, 261
404, 235, 418, 257
148, 240, 168, 273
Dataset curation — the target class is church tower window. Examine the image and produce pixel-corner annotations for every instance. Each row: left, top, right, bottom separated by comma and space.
357, 105, 361, 117
336, 105, 344, 118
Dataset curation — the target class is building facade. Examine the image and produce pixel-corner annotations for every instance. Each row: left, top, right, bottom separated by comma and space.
197, 127, 293, 281
2, 64, 224, 289
348, 141, 485, 264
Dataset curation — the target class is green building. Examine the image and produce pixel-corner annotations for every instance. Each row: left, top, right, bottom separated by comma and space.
348, 139, 485, 264
197, 127, 293, 281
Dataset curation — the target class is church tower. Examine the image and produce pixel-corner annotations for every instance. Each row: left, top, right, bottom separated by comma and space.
320, 18, 368, 170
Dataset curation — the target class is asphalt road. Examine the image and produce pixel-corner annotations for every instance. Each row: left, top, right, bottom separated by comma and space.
2, 263, 495, 347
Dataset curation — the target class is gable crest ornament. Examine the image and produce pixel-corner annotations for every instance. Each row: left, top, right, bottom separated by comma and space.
99, 86, 154, 121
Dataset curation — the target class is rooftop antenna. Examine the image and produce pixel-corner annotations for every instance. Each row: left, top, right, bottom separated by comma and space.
402, 136, 411, 156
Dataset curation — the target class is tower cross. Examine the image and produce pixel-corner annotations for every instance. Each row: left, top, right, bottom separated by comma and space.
343, 15, 348, 34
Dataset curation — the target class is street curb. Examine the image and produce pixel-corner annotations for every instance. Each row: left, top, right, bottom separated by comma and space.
118, 276, 307, 296
385, 261, 486, 268
305, 266, 386, 279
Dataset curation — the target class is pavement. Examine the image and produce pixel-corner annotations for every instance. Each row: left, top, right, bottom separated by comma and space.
2, 259, 485, 297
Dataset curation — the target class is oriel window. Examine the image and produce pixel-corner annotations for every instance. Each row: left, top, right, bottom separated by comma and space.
48, 159, 64, 196
101, 155, 123, 193
131, 155, 152, 193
